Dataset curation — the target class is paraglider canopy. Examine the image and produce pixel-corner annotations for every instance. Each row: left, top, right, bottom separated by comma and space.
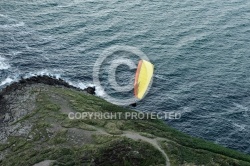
134, 60, 154, 99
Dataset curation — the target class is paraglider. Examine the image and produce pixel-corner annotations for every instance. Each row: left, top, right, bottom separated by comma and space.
134, 60, 154, 99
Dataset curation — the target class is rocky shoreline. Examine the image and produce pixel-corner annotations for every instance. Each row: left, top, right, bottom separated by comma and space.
0, 76, 96, 162
0, 75, 96, 96
1, 76, 250, 165
0, 75, 96, 112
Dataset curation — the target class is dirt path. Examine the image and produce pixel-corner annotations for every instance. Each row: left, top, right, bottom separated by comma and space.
33, 160, 55, 166
50, 94, 74, 114
50, 91, 171, 166
94, 128, 171, 166
122, 131, 171, 166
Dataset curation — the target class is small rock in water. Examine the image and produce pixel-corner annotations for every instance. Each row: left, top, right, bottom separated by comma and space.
84, 86, 96, 95
130, 103, 137, 107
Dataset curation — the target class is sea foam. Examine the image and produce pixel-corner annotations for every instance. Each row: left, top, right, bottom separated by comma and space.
0, 56, 10, 70
0, 77, 14, 87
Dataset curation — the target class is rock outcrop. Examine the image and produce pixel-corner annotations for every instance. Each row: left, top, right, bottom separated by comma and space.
0, 76, 250, 166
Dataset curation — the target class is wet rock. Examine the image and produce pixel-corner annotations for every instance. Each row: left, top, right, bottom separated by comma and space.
84, 86, 96, 95
130, 103, 137, 107
0, 76, 76, 97
0, 75, 96, 96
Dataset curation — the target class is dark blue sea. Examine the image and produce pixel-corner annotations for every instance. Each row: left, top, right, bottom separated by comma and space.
1, 0, 250, 154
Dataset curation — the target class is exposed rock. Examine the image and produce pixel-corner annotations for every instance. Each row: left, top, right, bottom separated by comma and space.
84, 86, 96, 95
33, 160, 55, 166
0, 76, 249, 166
0, 75, 96, 98
130, 103, 137, 107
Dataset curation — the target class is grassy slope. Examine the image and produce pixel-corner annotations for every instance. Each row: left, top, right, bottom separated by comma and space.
0, 85, 250, 166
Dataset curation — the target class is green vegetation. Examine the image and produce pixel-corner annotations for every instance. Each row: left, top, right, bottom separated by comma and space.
93, 138, 165, 166
1, 85, 250, 166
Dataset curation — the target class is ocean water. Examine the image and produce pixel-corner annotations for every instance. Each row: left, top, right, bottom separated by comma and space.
1, 0, 250, 153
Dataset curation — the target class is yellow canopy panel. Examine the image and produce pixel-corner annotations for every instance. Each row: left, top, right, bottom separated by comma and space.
134, 60, 154, 99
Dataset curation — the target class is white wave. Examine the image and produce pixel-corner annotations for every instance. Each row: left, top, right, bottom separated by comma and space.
66, 80, 96, 91
232, 123, 246, 131
0, 22, 25, 29
0, 70, 62, 88
94, 86, 105, 97
11, 51, 23, 56
0, 69, 101, 97
76, 82, 87, 89
0, 14, 7, 18
0, 56, 10, 70
154, 74, 167, 81
233, 102, 249, 117
16, 70, 90, 90
24, 69, 61, 79
173, 106, 192, 115
67, 80, 86, 90
65, 80, 104, 96
233, 103, 249, 113
0, 77, 14, 87
0, 14, 25, 29
23, 70, 87, 91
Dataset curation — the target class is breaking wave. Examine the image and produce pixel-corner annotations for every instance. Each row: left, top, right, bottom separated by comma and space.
0, 56, 10, 70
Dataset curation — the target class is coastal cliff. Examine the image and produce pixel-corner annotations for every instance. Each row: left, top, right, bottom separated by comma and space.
0, 76, 250, 166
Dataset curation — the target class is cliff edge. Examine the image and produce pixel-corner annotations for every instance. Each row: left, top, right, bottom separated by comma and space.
0, 76, 250, 166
